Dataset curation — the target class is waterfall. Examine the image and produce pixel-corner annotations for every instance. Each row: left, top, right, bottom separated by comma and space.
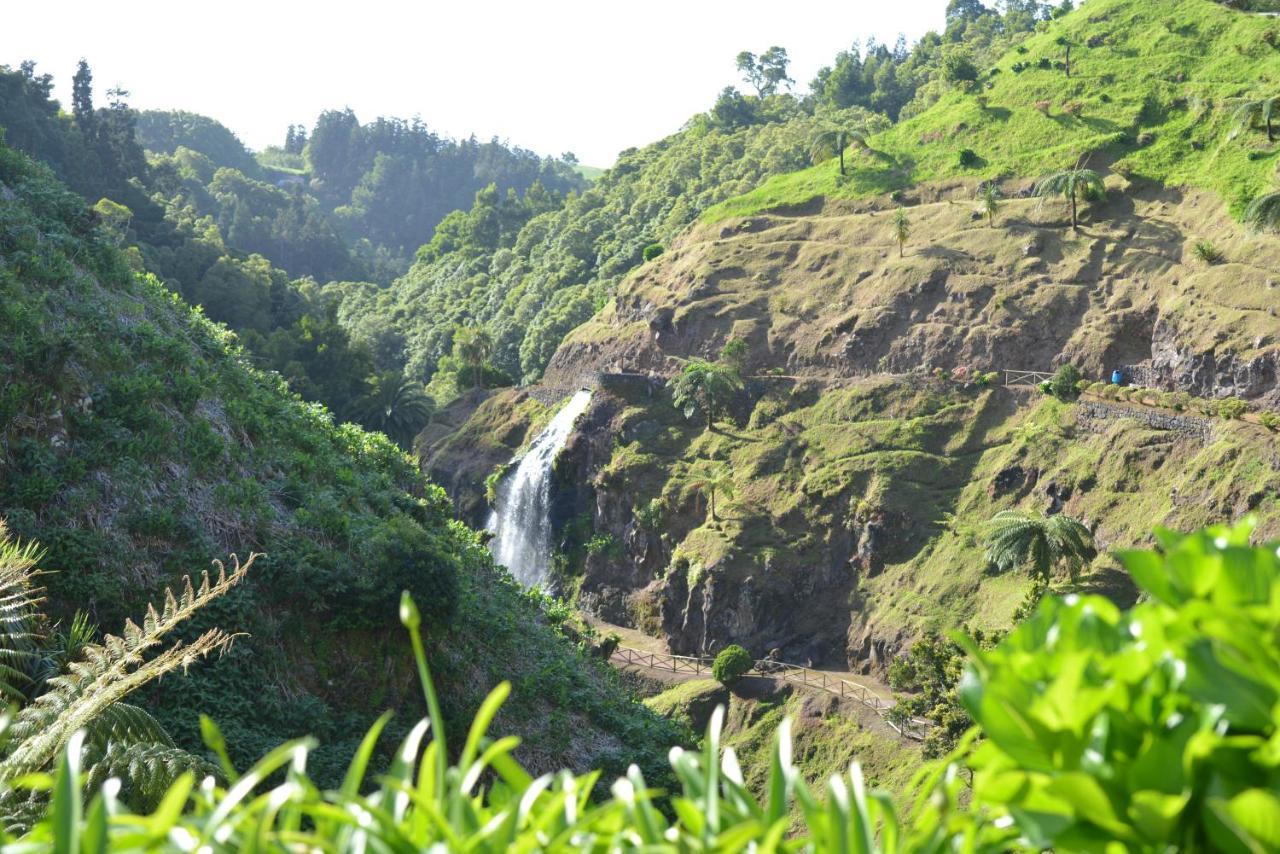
486, 389, 593, 588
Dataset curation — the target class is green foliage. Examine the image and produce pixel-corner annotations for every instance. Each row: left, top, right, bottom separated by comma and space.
641, 242, 664, 262
351, 372, 433, 449
0, 141, 676, 790
668, 359, 744, 429
1049, 363, 1083, 400
711, 644, 753, 685
0, 521, 240, 826
888, 630, 996, 759
1193, 239, 1225, 265
891, 206, 911, 256
1218, 397, 1248, 419
334, 100, 882, 387
984, 509, 1094, 581
976, 182, 1002, 226
961, 520, 1280, 851
1260, 410, 1280, 431
1245, 189, 1280, 233
689, 461, 737, 522
1034, 166, 1106, 231
1230, 94, 1279, 142
810, 126, 868, 175
21, 526, 1280, 849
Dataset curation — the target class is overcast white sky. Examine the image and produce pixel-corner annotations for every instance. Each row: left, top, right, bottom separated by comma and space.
5, 1, 949, 166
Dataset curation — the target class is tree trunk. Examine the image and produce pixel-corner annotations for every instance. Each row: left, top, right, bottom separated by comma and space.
838, 146, 845, 176
899, 239, 904, 257
1070, 192, 1078, 231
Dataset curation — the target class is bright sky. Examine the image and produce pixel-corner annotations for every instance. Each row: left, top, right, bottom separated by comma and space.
6, 1, 948, 167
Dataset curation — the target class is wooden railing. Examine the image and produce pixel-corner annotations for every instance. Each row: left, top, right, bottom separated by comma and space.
1002, 369, 1055, 387
609, 646, 931, 741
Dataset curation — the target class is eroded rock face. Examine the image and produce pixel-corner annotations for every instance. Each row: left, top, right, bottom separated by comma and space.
545, 187, 1280, 405
1151, 315, 1280, 405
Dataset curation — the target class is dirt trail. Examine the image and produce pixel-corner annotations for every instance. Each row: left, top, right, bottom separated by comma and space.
584, 614, 896, 697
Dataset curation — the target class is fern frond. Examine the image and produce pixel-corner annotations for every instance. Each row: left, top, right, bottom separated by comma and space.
83, 702, 176, 753
0, 521, 47, 704
83, 740, 219, 813
1, 554, 256, 779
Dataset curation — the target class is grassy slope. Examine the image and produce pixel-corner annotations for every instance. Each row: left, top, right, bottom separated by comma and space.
644, 679, 922, 803
0, 141, 679, 784
577, 375, 1280, 652
708, 0, 1280, 221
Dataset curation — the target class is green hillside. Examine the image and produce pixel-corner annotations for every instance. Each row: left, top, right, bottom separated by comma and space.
0, 138, 677, 783
709, 0, 1280, 220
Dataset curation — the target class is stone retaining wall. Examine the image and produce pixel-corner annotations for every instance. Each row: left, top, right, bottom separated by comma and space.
1076, 400, 1216, 442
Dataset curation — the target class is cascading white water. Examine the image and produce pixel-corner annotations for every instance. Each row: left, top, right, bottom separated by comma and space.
486, 389, 593, 588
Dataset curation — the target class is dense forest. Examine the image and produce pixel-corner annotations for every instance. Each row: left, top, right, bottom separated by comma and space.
0, 59, 583, 441
4, 0, 1280, 847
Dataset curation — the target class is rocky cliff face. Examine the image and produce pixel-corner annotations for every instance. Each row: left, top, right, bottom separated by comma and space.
428, 179, 1280, 676
546, 181, 1280, 406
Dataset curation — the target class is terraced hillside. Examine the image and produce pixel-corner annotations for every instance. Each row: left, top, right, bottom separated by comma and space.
426, 0, 1280, 673
710, 0, 1280, 221
549, 178, 1280, 403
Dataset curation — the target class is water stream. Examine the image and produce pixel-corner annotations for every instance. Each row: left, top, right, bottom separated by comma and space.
486, 389, 592, 588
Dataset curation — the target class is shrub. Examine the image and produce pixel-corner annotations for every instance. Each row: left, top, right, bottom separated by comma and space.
1218, 397, 1248, 419
23, 524, 1280, 851
1260, 410, 1280, 431
1193, 240, 1225, 265
956, 148, 980, 168
711, 644, 753, 685
642, 243, 664, 262
1049, 363, 1082, 400
1038, 379, 1052, 395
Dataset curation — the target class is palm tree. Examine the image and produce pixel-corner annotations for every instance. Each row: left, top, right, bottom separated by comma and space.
892, 207, 911, 257
1244, 188, 1280, 233
984, 509, 1094, 582
668, 359, 743, 431
1034, 166, 1105, 231
977, 182, 1002, 227
354, 372, 435, 449
689, 462, 736, 522
809, 127, 868, 176
1230, 95, 1279, 143
0, 520, 249, 825
452, 325, 493, 389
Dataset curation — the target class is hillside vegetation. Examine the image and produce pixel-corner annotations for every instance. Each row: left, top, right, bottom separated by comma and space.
0, 138, 678, 784
710, 0, 1280, 220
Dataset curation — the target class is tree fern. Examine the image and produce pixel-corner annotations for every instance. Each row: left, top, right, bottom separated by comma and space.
984, 509, 1093, 581
0, 522, 46, 704
0, 526, 255, 828
1245, 189, 1280, 234
1034, 167, 1105, 231
3, 555, 252, 780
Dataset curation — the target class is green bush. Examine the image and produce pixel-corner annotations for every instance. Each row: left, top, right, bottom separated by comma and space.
20, 524, 1280, 851
1261, 410, 1280, 431
956, 148, 980, 168
1219, 397, 1248, 419
1193, 239, 1225, 265
1049, 363, 1083, 400
642, 243, 665, 262
711, 643, 753, 685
